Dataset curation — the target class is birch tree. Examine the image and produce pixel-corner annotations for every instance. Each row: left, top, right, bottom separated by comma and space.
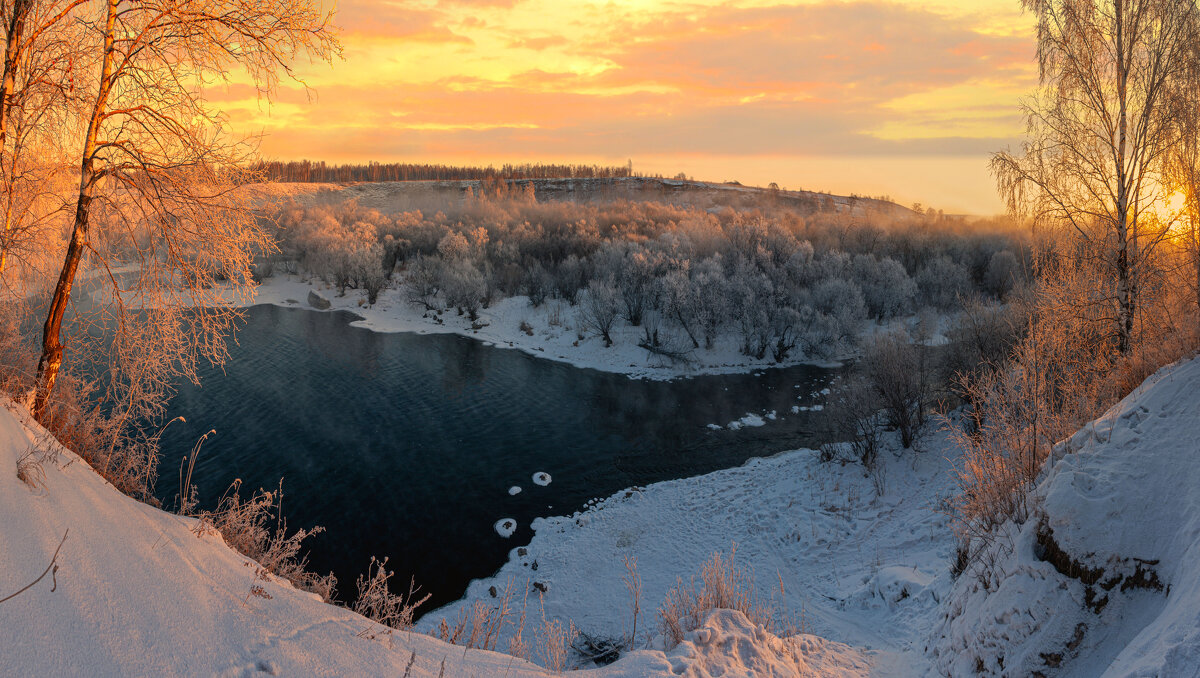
0, 0, 87, 278
31, 0, 338, 423
1165, 38, 1200, 321
993, 0, 1199, 354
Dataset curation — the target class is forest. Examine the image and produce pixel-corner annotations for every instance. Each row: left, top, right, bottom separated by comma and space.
263, 181, 1027, 363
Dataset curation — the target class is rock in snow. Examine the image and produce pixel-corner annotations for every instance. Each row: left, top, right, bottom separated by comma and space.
532, 471, 552, 486
306, 289, 331, 310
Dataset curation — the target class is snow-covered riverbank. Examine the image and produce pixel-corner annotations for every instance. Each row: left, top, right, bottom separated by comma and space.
231, 274, 942, 380
3, 346, 1197, 675
420, 424, 961, 675
423, 354, 1200, 676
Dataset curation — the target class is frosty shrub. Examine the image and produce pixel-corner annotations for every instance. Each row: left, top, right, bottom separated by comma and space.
435, 579, 518, 651
353, 556, 431, 630
826, 374, 883, 467
916, 256, 972, 310
440, 259, 487, 320
852, 254, 916, 320
984, 249, 1022, 299
577, 280, 622, 346
199, 479, 336, 602
657, 548, 774, 649
859, 330, 928, 449
404, 254, 441, 311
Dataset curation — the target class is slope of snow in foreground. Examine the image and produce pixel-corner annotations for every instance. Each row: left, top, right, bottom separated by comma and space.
0, 400, 867, 677
930, 355, 1200, 677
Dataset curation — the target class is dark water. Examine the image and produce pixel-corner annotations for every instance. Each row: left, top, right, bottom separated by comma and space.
153, 305, 844, 613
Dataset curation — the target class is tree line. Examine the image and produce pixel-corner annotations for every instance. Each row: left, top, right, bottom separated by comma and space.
252, 160, 637, 183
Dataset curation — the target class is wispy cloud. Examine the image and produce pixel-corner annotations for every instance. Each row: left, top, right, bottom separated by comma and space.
225, 0, 1036, 213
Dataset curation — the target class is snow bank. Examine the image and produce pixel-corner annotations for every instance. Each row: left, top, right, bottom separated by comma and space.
929, 355, 1200, 677
0, 400, 871, 676
223, 275, 844, 380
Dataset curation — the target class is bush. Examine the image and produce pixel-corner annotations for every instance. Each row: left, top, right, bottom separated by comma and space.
198, 479, 336, 602
859, 330, 927, 449
577, 280, 622, 346
827, 374, 883, 467
657, 548, 774, 649
916, 256, 972, 310
352, 556, 430, 630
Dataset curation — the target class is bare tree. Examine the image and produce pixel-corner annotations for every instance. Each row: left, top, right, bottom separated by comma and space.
0, 0, 86, 279
1165, 40, 1200, 321
993, 0, 1200, 354
31, 0, 339, 422
578, 278, 621, 346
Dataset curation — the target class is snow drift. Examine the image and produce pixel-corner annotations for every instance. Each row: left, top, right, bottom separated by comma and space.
930, 355, 1200, 677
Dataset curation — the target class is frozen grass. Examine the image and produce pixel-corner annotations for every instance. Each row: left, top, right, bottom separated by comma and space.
353, 556, 431, 631
195, 479, 336, 602
434, 578, 518, 651
658, 547, 774, 649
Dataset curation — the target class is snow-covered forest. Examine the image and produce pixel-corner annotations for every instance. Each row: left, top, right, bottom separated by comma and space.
260, 180, 1027, 363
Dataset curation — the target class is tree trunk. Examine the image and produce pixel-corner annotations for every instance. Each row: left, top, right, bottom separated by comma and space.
1113, 0, 1134, 355
32, 190, 92, 421
0, 0, 30, 152
0, 0, 31, 277
32, 0, 117, 423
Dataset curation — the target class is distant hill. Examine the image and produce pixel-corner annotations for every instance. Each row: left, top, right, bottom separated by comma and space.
248, 176, 915, 219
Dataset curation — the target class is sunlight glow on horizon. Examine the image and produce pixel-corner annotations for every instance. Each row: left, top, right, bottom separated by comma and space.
221, 0, 1038, 215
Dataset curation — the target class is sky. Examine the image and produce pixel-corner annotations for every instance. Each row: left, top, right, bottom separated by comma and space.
219, 0, 1039, 215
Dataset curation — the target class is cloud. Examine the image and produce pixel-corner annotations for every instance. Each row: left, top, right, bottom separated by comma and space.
228, 0, 1036, 212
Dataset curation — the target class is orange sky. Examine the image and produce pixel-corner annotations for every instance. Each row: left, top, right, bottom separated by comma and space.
220, 0, 1037, 214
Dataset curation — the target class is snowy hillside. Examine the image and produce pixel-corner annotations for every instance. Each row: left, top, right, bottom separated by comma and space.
243, 177, 914, 219
930, 355, 1200, 677
0, 399, 866, 677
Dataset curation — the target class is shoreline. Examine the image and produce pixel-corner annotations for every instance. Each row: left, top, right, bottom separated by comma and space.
238, 274, 860, 381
